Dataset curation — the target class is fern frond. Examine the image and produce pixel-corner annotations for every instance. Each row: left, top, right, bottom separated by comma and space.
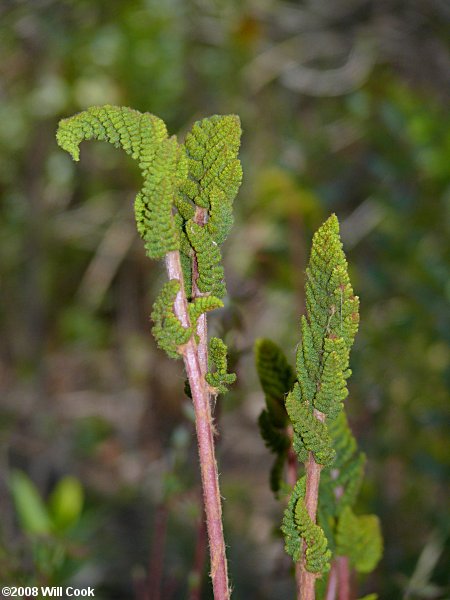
188, 296, 224, 327
336, 506, 383, 574
151, 280, 192, 359
282, 477, 332, 573
258, 409, 290, 454
295, 495, 332, 574
207, 188, 234, 245
205, 337, 236, 394
270, 452, 288, 495
56, 104, 168, 165
282, 478, 305, 562
255, 338, 295, 427
183, 115, 243, 210
137, 137, 188, 258
56, 105, 186, 260
186, 220, 226, 297
286, 384, 335, 466
287, 215, 360, 466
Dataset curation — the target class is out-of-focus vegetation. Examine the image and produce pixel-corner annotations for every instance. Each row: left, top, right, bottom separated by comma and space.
0, 1, 448, 598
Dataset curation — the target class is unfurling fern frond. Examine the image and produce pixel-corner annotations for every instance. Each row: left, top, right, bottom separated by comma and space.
285, 384, 335, 467
336, 506, 383, 574
56, 105, 167, 164
255, 214, 382, 594
151, 280, 192, 359
205, 337, 236, 394
57, 105, 184, 260
57, 106, 242, 363
318, 412, 366, 524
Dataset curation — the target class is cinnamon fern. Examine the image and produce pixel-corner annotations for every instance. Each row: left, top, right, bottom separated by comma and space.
255, 215, 382, 598
57, 105, 243, 599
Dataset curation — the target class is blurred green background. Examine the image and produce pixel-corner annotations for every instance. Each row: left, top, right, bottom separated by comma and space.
0, 0, 449, 598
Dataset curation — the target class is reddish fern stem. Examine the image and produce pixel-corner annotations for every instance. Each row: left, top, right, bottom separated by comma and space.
300, 408, 326, 600
165, 251, 229, 600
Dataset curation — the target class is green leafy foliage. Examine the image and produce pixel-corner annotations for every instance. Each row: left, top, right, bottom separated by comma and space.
336, 506, 383, 574
255, 338, 295, 427
56, 104, 168, 164
183, 114, 242, 213
8, 471, 87, 585
48, 476, 84, 531
10, 470, 53, 536
186, 220, 226, 297
57, 104, 182, 259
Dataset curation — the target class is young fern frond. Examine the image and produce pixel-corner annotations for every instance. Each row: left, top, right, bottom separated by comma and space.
56, 104, 168, 165
258, 410, 290, 455
57, 105, 243, 600
282, 477, 332, 572
256, 214, 382, 598
188, 296, 224, 327
255, 338, 295, 427
205, 337, 236, 395
151, 280, 192, 359
183, 114, 242, 212
136, 136, 188, 258
180, 115, 243, 299
186, 220, 226, 297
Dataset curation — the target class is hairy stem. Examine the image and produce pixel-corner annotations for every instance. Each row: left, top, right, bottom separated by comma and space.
165, 250, 229, 600
300, 408, 325, 600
